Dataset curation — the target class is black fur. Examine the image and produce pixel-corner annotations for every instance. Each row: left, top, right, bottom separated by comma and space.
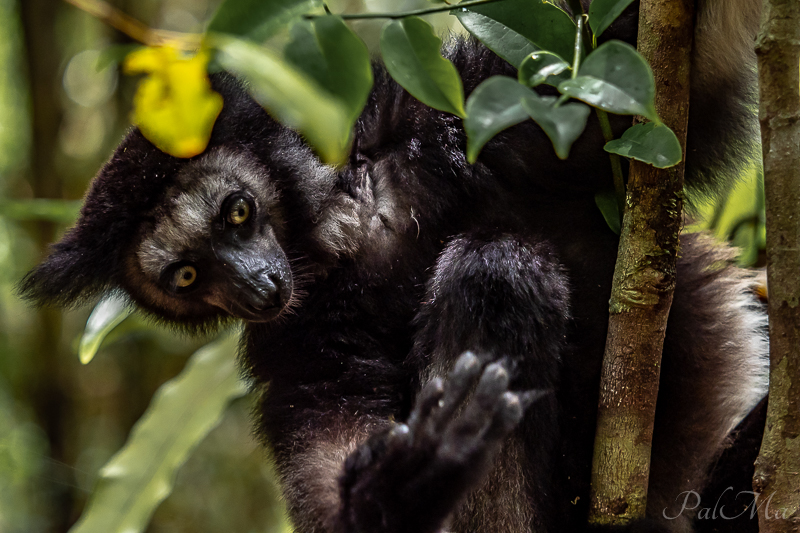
19, 2, 767, 531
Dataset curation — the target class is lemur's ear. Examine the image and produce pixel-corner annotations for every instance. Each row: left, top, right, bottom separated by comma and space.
18, 129, 183, 308
18, 231, 116, 308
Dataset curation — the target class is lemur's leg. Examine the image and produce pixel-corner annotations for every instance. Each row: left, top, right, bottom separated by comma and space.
406, 232, 571, 533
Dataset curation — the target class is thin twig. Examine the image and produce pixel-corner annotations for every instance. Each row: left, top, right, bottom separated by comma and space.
62, 0, 202, 49
305, 0, 506, 20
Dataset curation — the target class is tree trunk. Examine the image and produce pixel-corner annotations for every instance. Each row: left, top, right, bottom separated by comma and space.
588, 0, 693, 526
752, 0, 800, 531
19, 0, 73, 529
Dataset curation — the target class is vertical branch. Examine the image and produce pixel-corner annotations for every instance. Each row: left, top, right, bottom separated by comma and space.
588, 0, 693, 526
20, 0, 73, 528
752, 0, 800, 531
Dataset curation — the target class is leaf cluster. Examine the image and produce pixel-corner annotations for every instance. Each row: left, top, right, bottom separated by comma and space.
120, 0, 681, 172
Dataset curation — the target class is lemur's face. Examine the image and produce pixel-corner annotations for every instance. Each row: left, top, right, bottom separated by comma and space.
127, 148, 293, 324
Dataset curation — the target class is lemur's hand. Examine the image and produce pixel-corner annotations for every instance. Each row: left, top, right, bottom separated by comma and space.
338, 351, 545, 533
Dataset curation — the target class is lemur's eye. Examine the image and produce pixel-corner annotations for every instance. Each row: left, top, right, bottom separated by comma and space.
226, 196, 251, 225
174, 265, 197, 288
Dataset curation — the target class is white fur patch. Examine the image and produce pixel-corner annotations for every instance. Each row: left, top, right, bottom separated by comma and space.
718, 277, 769, 433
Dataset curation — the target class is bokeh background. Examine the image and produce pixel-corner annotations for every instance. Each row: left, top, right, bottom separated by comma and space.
0, 0, 764, 531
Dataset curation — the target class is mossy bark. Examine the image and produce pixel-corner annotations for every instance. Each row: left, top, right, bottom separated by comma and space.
588, 0, 693, 526
753, 1, 800, 531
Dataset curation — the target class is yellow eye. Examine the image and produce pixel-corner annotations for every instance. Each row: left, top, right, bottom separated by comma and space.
175, 265, 197, 288
227, 198, 250, 225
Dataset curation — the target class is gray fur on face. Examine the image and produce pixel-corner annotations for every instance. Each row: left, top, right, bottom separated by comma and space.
136, 147, 279, 281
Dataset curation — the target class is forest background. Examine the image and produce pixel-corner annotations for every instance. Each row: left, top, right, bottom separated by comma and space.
0, 0, 766, 531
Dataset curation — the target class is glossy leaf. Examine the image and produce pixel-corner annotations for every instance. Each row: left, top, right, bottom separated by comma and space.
78, 293, 133, 365
518, 52, 570, 87
380, 17, 466, 118
558, 41, 657, 121
454, 11, 539, 68
216, 37, 351, 165
69, 334, 246, 533
595, 190, 622, 234
124, 47, 223, 158
464, 76, 532, 163
521, 93, 591, 159
284, 16, 372, 122
604, 121, 682, 168
0, 199, 81, 223
588, 0, 636, 38
208, 0, 321, 42
457, 0, 576, 63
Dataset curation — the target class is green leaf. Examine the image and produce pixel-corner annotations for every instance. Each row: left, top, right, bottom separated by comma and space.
457, 0, 576, 64
521, 93, 591, 159
595, 190, 622, 234
518, 52, 570, 87
454, 11, 539, 68
558, 41, 658, 121
284, 16, 373, 123
380, 17, 466, 118
216, 37, 351, 165
68, 334, 247, 533
588, 0, 636, 38
464, 76, 532, 163
208, 0, 321, 42
0, 199, 81, 223
78, 293, 133, 365
604, 122, 682, 168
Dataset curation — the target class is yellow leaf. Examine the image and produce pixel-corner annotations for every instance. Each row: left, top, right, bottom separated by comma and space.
124, 47, 223, 158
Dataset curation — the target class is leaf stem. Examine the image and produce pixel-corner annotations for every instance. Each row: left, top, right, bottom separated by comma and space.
62, 0, 201, 49
596, 108, 626, 215
306, 0, 507, 20
571, 14, 583, 78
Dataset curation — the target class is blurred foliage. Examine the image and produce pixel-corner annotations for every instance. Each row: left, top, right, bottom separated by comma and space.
689, 165, 766, 267
0, 0, 763, 532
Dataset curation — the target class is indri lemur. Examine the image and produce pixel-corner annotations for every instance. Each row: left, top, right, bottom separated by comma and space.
21, 0, 768, 531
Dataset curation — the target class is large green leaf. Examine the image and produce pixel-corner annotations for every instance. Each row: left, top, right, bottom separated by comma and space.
588, 0, 636, 38
78, 293, 133, 365
457, 0, 576, 63
380, 17, 466, 118
558, 41, 657, 120
518, 52, 570, 87
208, 0, 321, 42
464, 76, 532, 163
215, 37, 351, 165
604, 121, 682, 168
454, 11, 539, 68
0, 199, 81, 223
284, 16, 373, 122
69, 334, 247, 533
521, 93, 591, 159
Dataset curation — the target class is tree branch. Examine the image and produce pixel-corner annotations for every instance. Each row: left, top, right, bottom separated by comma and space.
62, 0, 201, 49
588, 0, 694, 526
753, 0, 800, 530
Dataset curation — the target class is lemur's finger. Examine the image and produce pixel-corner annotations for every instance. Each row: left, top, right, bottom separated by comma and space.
429, 352, 482, 433
454, 361, 511, 436
483, 391, 524, 442
517, 389, 551, 411
406, 377, 444, 433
